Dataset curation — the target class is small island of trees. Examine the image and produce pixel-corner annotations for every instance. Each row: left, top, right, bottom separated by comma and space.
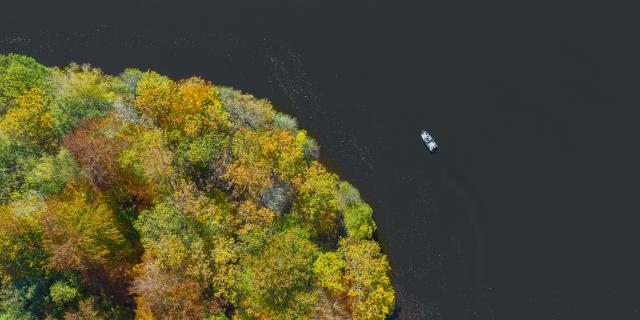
0, 54, 395, 319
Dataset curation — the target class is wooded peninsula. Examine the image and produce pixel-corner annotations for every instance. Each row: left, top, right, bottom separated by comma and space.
0, 54, 395, 319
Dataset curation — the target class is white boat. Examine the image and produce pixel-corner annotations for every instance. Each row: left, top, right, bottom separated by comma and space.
420, 130, 438, 153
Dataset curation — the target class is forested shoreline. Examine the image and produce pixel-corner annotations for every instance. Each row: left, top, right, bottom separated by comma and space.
0, 54, 395, 319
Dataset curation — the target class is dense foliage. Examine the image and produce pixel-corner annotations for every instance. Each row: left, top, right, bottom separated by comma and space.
0, 54, 395, 319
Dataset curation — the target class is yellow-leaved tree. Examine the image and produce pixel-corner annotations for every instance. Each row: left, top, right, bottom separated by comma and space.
43, 185, 126, 273
340, 238, 395, 320
293, 161, 340, 240
0, 87, 57, 152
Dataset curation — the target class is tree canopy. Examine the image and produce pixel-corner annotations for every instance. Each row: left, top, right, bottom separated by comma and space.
0, 54, 394, 319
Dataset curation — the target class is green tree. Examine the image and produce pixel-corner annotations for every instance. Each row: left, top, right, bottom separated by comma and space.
24, 148, 79, 197
313, 251, 347, 294
118, 128, 177, 198
0, 132, 19, 203
51, 63, 115, 133
205, 312, 229, 320
174, 131, 228, 182
0, 280, 38, 320
49, 281, 78, 306
0, 205, 47, 280
240, 226, 319, 319
0, 54, 51, 115
338, 182, 376, 240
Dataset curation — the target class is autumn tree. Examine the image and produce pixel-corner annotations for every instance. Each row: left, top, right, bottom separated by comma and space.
0, 87, 57, 152
131, 256, 213, 319
43, 188, 125, 273
133, 71, 176, 126
63, 117, 129, 191
225, 128, 306, 197
118, 127, 177, 200
132, 187, 234, 318
134, 73, 229, 133
235, 199, 277, 235
313, 239, 395, 319
171, 78, 230, 183
172, 77, 225, 131
339, 238, 395, 320
225, 129, 273, 196
210, 237, 240, 306
63, 297, 107, 320
293, 161, 340, 241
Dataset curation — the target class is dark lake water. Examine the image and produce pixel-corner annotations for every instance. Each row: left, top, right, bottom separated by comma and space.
2, 1, 640, 319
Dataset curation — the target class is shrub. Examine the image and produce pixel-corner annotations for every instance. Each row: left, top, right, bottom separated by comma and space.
338, 182, 376, 240
272, 112, 298, 132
